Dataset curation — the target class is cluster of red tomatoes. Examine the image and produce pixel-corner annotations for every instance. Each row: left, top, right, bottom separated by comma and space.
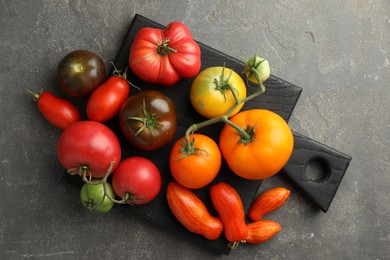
31, 21, 295, 247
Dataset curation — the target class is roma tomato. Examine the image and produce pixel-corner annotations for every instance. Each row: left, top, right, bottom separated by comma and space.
210, 182, 248, 243
87, 67, 130, 122
80, 180, 115, 213
190, 66, 247, 119
129, 21, 201, 86
57, 121, 121, 178
166, 182, 223, 240
219, 109, 294, 180
30, 90, 80, 129
169, 134, 221, 189
58, 50, 106, 97
245, 220, 281, 244
243, 55, 270, 84
111, 157, 161, 205
248, 187, 291, 221
119, 90, 177, 151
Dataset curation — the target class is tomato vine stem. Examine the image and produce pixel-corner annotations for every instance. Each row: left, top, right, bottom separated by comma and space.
184, 65, 266, 147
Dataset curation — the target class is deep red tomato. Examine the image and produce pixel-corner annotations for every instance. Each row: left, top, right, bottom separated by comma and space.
111, 157, 161, 205
86, 68, 130, 122
129, 21, 201, 86
210, 182, 248, 243
30, 91, 80, 129
58, 50, 106, 97
119, 90, 177, 151
57, 121, 122, 178
219, 109, 294, 180
169, 134, 221, 189
166, 182, 223, 240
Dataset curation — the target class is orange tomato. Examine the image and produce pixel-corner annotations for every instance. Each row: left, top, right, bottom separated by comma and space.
219, 109, 294, 180
169, 134, 222, 189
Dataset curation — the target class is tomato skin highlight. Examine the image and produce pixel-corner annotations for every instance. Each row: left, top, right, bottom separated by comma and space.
210, 182, 248, 243
166, 182, 223, 240
129, 22, 201, 86
219, 109, 294, 180
87, 75, 130, 122
32, 91, 81, 129
169, 134, 221, 189
190, 66, 247, 119
57, 50, 106, 97
248, 187, 291, 221
112, 157, 161, 205
56, 121, 122, 178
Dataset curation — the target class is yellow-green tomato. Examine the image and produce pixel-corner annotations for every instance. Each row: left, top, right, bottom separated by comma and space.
80, 181, 115, 213
190, 67, 247, 119
244, 56, 270, 84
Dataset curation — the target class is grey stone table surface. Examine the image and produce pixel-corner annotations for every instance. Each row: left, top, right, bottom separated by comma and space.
1, 1, 389, 259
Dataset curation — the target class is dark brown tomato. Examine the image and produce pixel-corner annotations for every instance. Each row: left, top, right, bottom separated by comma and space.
57, 50, 106, 98
119, 90, 177, 151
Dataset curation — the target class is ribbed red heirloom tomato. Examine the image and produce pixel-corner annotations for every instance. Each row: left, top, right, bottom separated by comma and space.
129, 21, 201, 86
56, 121, 121, 178
112, 157, 161, 205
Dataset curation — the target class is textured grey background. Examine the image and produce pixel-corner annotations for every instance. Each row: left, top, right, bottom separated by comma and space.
1, 0, 389, 259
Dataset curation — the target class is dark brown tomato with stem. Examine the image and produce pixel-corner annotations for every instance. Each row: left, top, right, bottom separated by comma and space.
119, 90, 177, 151
57, 50, 106, 98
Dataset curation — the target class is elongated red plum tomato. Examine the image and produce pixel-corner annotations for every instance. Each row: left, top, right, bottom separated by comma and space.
30, 90, 80, 129
119, 90, 177, 151
166, 182, 223, 240
210, 182, 248, 243
58, 50, 106, 97
112, 157, 161, 205
129, 21, 201, 86
56, 121, 121, 178
87, 67, 130, 122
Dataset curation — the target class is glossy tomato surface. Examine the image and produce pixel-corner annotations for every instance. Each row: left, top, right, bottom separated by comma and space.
87, 73, 130, 122
219, 109, 294, 180
58, 50, 106, 97
119, 90, 177, 151
56, 121, 122, 178
169, 134, 221, 189
129, 22, 201, 86
111, 156, 161, 205
190, 66, 247, 119
31, 91, 80, 129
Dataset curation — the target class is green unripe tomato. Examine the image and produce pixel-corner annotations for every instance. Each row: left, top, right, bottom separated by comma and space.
244, 55, 270, 84
80, 180, 115, 213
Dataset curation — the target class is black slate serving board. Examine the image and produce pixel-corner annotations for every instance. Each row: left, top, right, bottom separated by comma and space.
63, 14, 351, 254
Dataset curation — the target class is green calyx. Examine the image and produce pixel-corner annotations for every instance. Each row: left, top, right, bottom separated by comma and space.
213, 66, 238, 100
239, 125, 256, 145
128, 99, 161, 137
179, 137, 207, 159
157, 39, 177, 55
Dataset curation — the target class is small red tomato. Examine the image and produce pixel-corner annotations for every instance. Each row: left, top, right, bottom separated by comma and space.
166, 182, 223, 240
86, 67, 130, 122
210, 182, 248, 243
112, 157, 161, 205
30, 90, 81, 129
